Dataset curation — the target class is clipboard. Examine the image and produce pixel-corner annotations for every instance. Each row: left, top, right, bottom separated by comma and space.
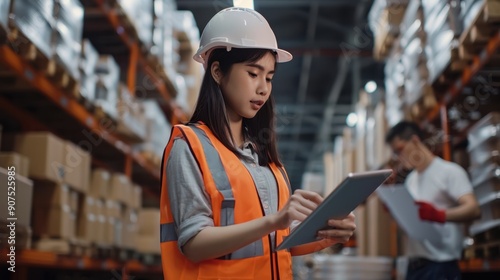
376, 184, 442, 243
276, 169, 393, 251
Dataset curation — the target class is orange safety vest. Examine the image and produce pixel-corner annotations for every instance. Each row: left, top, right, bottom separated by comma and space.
160, 123, 293, 279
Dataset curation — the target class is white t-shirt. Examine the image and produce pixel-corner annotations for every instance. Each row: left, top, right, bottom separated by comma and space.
405, 157, 473, 261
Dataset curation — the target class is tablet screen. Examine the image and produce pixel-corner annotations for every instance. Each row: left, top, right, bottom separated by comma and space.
276, 169, 393, 250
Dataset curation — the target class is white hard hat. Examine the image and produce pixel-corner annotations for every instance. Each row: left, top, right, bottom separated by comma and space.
193, 7, 293, 67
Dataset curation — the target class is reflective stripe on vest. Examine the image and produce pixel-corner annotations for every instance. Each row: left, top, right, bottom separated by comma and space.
161, 125, 263, 259
160, 222, 177, 242
190, 126, 235, 228
278, 167, 292, 194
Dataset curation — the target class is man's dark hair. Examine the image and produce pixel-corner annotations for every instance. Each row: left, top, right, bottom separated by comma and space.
385, 121, 424, 143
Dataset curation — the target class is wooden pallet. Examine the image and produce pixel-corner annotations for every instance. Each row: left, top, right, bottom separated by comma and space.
117, 247, 138, 262
87, 244, 137, 261
93, 104, 118, 128
86, 243, 113, 259
138, 252, 161, 266
464, 241, 500, 260
7, 27, 50, 72
33, 237, 89, 257
0, 221, 32, 250
76, 93, 96, 113
139, 150, 162, 168
46, 57, 80, 97
6, 27, 80, 97
473, 224, 500, 244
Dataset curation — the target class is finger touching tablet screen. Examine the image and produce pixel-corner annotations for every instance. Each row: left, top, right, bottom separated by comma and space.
276, 169, 393, 251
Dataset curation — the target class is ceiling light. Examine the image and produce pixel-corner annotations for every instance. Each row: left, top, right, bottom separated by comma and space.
233, 0, 254, 9
346, 113, 358, 127
364, 81, 377, 93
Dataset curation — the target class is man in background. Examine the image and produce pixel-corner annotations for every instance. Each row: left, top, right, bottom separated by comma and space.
385, 121, 481, 280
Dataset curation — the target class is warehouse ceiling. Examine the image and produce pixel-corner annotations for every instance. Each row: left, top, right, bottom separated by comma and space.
175, 0, 385, 188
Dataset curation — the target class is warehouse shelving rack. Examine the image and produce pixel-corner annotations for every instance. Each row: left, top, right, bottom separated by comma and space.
412, 30, 500, 273
423, 30, 500, 162
0, 249, 162, 279
0, 0, 192, 278
378, 27, 500, 276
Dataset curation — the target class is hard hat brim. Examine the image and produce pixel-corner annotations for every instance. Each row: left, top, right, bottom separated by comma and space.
193, 42, 293, 66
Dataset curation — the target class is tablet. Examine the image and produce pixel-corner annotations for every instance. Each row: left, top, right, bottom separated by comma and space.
276, 169, 393, 251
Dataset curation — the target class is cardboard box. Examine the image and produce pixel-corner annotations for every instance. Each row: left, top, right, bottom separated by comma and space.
132, 184, 142, 209
135, 235, 160, 254
77, 196, 97, 242
109, 173, 131, 206
343, 149, 356, 178
14, 132, 66, 183
64, 141, 91, 193
32, 204, 75, 239
354, 204, 368, 256
373, 102, 392, 169
69, 189, 79, 213
122, 207, 138, 250
89, 169, 110, 199
138, 208, 160, 236
105, 199, 122, 218
355, 138, 367, 173
94, 198, 106, 244
323, 152, 335, 196
0, 152, 30, 177
367, 194, 392, 257
0, 167, 34, 227
104, 217, 122, 247
32, 182, 70, 207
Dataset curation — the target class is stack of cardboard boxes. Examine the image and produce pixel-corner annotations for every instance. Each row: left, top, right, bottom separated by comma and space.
0, 152, 33, 250
9, 132, 91, 251
0, 130, 154, 257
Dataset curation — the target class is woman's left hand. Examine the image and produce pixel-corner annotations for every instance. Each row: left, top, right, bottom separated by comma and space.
316, 212, 356, 244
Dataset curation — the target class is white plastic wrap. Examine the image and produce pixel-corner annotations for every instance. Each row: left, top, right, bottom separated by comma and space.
468, 112, 500, 167
117, 0, 154, 47
174, 73, 189, 113
172, 11, 199, 44
11, 0, 54, 58
134, 100, 172, 158
384, 49, 405, 125
399, 0, 423, 44
368, 0, 409, 36
80, 39, 99, 76
152, 0, 176, 71
53, 0, 84, 79
468, 112, 500, 148
470, 163, 500, 204
0, 0, 9, 29
95, 55, 121, 94
80, 74, 97, 101
461, 0, 484, 31
476, 193, 500, 223
421, 0, 462, 83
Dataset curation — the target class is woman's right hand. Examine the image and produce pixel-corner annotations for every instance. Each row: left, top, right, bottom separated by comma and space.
271, 189, 324, 230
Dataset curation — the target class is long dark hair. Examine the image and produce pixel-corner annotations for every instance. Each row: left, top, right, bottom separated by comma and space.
189, 48, 282, 167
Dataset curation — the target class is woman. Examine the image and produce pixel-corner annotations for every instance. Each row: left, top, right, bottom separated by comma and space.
160, 7, 356, 279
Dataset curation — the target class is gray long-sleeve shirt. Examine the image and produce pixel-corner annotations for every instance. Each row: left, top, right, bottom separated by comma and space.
166, 137, 280, 253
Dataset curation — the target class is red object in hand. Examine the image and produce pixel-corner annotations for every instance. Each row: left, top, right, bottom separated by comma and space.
416, 201, 446, 223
